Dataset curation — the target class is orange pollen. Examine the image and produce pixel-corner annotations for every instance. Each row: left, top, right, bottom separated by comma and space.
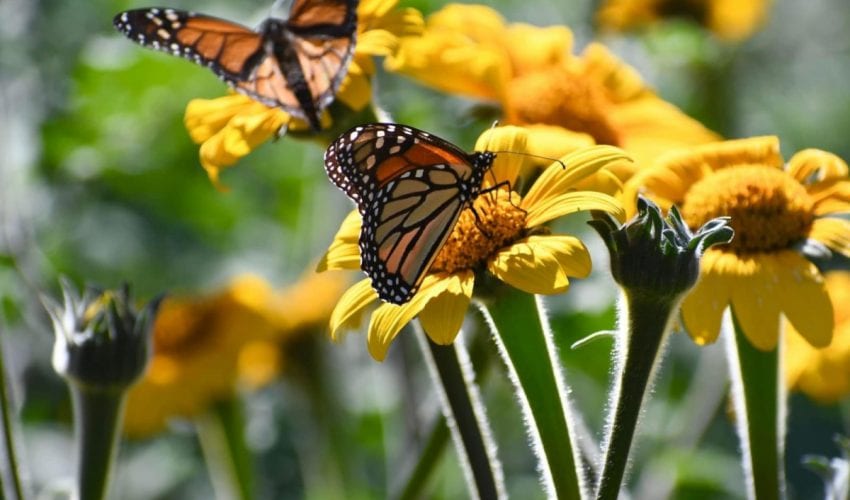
505, 67, 621, 146
680, 165, 815, 253
431, 189, 527, 274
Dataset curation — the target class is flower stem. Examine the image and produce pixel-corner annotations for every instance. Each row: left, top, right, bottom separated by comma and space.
71, 386, 125, 500
0, 334, 25, 500
596, 292, 677, 500
196, 397, 255, 500
726, 311, 784, 500
416, 324, 504, 500
396, 417, 450, 500
478, 287, 584, 499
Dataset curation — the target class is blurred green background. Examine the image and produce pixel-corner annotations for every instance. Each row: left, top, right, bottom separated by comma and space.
2, 0, 850, 498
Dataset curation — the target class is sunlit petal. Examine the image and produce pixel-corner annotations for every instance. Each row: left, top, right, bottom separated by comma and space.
329, 278, 377, 340
488, 235, 591, 294
419, 271, 474, 345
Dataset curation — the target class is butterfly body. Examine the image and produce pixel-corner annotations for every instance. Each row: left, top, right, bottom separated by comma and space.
325, 124, 496, 304
113, 1, 357, 130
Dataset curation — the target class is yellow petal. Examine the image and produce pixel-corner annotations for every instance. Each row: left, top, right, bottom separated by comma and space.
475, 125, 528, 186
329, 278, 377, 340
504, 23, 573, 77
681, 251, 732, 345
707, 0, 772, 41
367, 274, 454, 360
808, 179, 850, 215
488, 235, 590, 294
787, 148, 849, 184
810, 217, 850, 258
522, 145, 632, 211
318, 211, 363, 271
524, 191, 624, 227
728, 254, 782, 351
337, 66, 373, 111
184, 95, 260, 143
418, 271, 474, 345
776, 252, 833, 348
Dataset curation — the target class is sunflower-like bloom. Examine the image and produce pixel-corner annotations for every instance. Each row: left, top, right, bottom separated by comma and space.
184, 0, 423, 186
625, 136, 850, 351
597, 0, 772, 42
384, 3, 718, 175
123, 272, 346, 437
319, 127, 628, 361
786, 272, 850, 404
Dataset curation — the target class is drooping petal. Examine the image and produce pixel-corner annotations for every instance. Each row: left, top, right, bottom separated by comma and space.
367, 274, 453, 360
488, 235, 591, 294
190, 97, 289, 186
681, 252, 732, 346
775, 252, 833, 348
728, 253, 782, 351
318, 211, 363, 271
329, 278, 377, 341
524, 191, 624, 227
336, 61, 373, 111
788, 148, 849, 184
810, 217, 850, 258
522, 145, 631, 210
475, 125, 528, 186
418, 271, 474, 345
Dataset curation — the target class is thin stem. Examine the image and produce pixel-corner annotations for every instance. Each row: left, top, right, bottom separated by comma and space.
726, 311, 784, 500
0, 333, 25, 500
395, 418, 450, 500
596, 292, 677, 500
416, 324, 504, 500
196, 397, 255, 500
478, 288, 583, 499
71, 387, 125, 500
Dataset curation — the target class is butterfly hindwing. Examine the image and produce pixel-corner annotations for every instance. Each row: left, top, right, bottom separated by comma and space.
325, 123, 496, 304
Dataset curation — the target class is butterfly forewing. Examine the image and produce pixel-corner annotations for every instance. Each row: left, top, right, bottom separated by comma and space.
113, 9, 263, 79
288, 0, 358, 34
324, 123, 496, 304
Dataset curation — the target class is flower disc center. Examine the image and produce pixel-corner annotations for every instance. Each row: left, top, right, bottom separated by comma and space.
681, 165, 814, 253
431, 189, 527, 273
506, 67, 621, 145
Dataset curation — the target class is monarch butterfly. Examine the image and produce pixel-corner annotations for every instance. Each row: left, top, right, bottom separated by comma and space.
113, 1, 358, 131
325, 123, 497, 304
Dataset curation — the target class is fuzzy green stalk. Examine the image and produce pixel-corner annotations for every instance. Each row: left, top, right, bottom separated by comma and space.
588, 197, 734, 499
725, 310, 784, 500
71, 387, 125, 500
595, 292, 679, 500
196, 397, 255, 500
0, 331, 26, 500
478, 286, 585, 499
415, 322, 505, 499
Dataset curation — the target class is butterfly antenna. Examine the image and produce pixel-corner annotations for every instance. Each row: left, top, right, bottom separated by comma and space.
491, 150, 567, 170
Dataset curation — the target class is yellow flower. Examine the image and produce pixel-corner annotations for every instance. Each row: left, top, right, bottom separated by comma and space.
384, 4, 718, 171
319, 127, 628, 361
625, 136, 850, 351
597, 0, 772, 42
183, 0, 423, 186
123, 272, 346, 437
786, 272, 850, 404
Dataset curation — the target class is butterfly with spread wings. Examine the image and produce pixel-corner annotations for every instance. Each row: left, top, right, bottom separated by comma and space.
325, 123, 497, 304
113, 0, 358, 131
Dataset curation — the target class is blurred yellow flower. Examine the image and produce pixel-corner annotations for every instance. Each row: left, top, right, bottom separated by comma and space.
123, 271, 347, 438
183, 0, 424, 187
384, 3, 717, 173
626, 136, 850, 351
786, 272, 850, 404
319, 126, 628, 361
597, 0, 772, 41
